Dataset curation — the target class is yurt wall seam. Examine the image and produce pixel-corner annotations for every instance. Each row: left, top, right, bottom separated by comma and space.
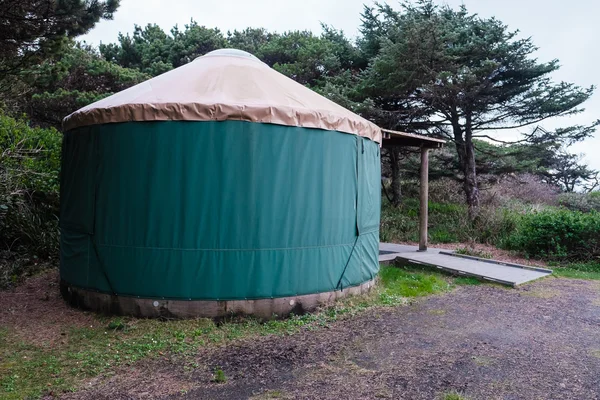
93, 242, 358, 251
336, 135, 362, 291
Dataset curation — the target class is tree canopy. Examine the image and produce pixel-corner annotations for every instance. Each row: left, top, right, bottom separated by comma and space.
355, 1, 597, 215
0, 0, 119, 82
98, 22, 360, 88
1, 0, 597, 200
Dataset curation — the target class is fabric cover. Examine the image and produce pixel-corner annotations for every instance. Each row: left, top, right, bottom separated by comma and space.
60, 121, 380, 300
62, 49, 381, 143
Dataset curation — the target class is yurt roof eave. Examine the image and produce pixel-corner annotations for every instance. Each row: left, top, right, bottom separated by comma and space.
63, 102, 381, 143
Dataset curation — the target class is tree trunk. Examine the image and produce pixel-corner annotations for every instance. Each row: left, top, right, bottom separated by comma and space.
463, 113, 480, 219
463, 140, 480, 219
452, 111, 480, 220
390, 146, 402, 207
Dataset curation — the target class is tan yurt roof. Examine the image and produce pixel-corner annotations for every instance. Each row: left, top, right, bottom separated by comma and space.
63, 49, 381, 143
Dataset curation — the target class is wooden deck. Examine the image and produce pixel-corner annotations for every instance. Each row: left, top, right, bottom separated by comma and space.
379, 243, 552, 287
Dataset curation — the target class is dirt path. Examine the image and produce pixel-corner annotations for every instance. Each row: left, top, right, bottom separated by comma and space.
66, 277, 600, 400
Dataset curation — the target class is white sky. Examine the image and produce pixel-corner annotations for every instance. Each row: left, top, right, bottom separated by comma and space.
81, 0, 599, 170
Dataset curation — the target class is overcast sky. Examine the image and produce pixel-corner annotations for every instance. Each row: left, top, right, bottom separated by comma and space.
81, 0, 599, 171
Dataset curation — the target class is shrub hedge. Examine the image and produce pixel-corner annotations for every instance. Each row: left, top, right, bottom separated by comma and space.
558, 192, 600, 213
504, 209, 600, 261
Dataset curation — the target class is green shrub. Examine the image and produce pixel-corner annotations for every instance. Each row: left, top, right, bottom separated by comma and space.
380, 194, 522, 245
212, 367, 227, 383
504, 209, 600, 261
0, 114, 61, 192
429, 229, 458, 243
380, 197, 473, 243
428, 202, 463, 214
379, 198, 421, 243
558, 192, 600, 213
473, 206, 523, 244
0, 113, 61, 286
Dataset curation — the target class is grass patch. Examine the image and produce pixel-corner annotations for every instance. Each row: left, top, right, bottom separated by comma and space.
0, 265, 454, 399
378, 265, 452, 299
442, 391, 470, 400
454, 276, 483, 286
551, 261, 600, 280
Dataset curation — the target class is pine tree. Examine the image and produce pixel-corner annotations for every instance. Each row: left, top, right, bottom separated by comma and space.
359, 1, 597, 217
0, 0, 119, 82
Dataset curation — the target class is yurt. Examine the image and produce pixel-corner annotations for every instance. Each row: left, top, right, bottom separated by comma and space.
60, 49, 381, 318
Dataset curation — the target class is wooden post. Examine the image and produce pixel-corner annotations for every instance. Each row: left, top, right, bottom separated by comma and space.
419, 147, 429, 251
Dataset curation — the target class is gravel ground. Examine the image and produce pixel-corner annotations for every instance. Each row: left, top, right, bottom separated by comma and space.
68, 277, 600, 400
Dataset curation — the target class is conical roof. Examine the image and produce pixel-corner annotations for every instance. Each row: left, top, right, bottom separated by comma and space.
63, 49, 381, 143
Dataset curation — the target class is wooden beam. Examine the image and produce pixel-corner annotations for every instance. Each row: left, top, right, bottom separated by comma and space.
381, 138, 444, 148
419, 147, 429, 251
381, 128, 446, 148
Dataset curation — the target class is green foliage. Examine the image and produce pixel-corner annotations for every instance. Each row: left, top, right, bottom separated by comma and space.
99, 21, 228, 75
0, 114, 61, 192
23, 43, 149, 128
361, 1, 596, 133
258, 29, 359, 87
475, 206, 523, 244
504, 209, 600, 261
380, 196, 521, 245
106, 318, 128, 331
0, 0, 119, 82
98, 22, 359, 89
357, 1, 597, 212
379, 198, 421, 243
558, 191, 600, 213
0, 113, 61, 285
212, 367, 227, 383
429, 229, 458, 244
227, 28, 273, 55
0, 43, 146, 285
